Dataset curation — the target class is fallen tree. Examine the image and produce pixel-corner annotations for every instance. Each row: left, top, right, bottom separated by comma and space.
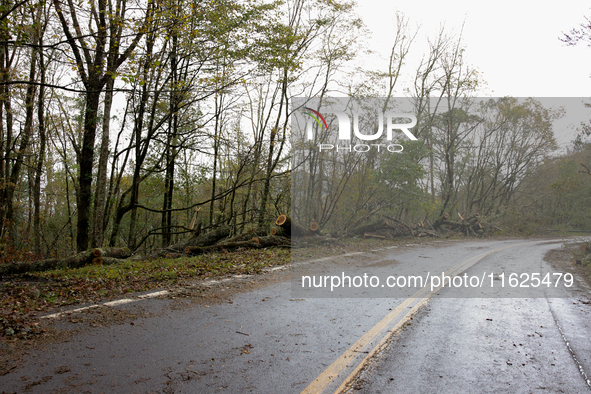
275, 214, 312, 237
0, 247, 132, 276
183, 240, 262, 256
0, 210, 497, 277
271, 227, 288, 237
169, 225, 231, 252
345, 212, 490, 240
251, 235, 291, 247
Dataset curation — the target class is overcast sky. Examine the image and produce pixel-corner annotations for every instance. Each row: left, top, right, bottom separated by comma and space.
355, 1, 591, 97
352, 1, 591, 148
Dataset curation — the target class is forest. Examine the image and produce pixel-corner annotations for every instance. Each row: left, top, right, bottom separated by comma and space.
0, 0, 590, 262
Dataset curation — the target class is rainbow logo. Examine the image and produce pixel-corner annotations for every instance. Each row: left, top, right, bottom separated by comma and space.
303, 107, 329, 131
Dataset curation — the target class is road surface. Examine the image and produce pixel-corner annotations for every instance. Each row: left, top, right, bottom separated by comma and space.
1, 238, 590, 393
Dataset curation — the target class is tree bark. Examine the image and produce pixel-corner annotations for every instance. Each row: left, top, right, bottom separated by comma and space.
275, 214, 310, 237
92, 76, 115, 247
77, 88, 101, 251
0, 250, 97, 276
169, 225, 231, 252
183, 240, 262, 256
252, 235, 290, 247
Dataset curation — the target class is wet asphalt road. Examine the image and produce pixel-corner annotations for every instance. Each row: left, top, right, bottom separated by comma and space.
1, 238, 591, 393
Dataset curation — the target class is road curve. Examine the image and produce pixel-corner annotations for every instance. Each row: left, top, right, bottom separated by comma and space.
1, 238, 590, 393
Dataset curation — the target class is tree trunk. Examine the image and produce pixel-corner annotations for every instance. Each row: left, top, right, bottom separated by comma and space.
33, 42, 46, 255
77, 87, 102, 251
252, 235, 290, 247
4, 42, 37, 243
257, 68, 289, 230
0, 20, 15, 239
183, 240, 262, 256
92, 76, 115, 247
169, 225, 231, 252
275, 214, 309, 237
0, 250, 103, 276
271, 227, 287, 237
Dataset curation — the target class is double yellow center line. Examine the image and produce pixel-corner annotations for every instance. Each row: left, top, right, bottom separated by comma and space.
301, 241, 534, 394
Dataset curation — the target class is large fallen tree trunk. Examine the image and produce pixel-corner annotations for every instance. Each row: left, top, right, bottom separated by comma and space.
225, 229, 257, 243
348, 219, 393, 236
252, 235, 291, 247
91, 257, 130, 266
183, 240, 262, 256
271, 227, 288, 237
432, 212, 450, 230
439, 213, 483, 236
348, 216, 417, 239
0, 249, 125, 276
383, 216, 416, 236
170, 225, 231, 252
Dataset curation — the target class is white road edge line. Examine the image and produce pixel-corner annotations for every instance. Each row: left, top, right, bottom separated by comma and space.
40, 290, 173, 319
37, 239, 450, 320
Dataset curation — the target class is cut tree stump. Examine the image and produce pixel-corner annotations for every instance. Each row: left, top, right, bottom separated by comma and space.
309, 222, 320, 234
275, 214, 291, 229
275, 214, 309, 237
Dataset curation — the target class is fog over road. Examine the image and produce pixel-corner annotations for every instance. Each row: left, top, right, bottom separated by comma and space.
2, 238, 591, 393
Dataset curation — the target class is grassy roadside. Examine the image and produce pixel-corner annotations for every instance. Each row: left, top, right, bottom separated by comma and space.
1, 248, 290, 341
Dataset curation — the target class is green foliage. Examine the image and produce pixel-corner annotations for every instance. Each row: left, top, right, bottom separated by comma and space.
509, 145, 591, 231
